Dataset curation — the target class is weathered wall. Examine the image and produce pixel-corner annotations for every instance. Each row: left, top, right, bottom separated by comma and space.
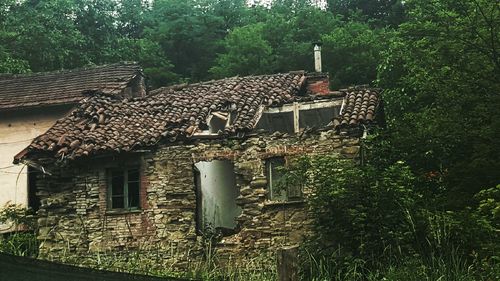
0, 106, 72, 232
35, 130, 360, 267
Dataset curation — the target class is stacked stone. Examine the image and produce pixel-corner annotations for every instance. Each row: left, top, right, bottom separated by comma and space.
35, 128, 363, 269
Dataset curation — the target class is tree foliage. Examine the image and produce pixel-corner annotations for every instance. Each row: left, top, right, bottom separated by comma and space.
0, 0, 498, 277
292, 157, 418, 261
377, 0, 500, 206
327, 0, 406, 26
0, 0, 391, 88
322, 21, 387, 88
210, 23, 272, 77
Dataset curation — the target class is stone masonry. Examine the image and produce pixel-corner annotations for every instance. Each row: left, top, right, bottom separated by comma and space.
35, 129, 360, 268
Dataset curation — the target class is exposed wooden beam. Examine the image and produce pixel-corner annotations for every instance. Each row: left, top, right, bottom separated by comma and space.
265, 99, 343, 113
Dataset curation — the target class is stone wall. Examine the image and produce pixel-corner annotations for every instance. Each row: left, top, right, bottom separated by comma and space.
35, 130, 360, 267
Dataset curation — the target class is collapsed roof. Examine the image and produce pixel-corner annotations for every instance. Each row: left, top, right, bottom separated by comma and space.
0, 62, 143, 110
14, 71, 381, 163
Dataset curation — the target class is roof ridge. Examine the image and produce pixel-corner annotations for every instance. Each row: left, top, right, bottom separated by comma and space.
151, 71, 306, 95
0, 61, 140, 80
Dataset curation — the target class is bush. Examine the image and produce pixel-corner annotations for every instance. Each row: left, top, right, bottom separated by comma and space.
0, 204, 38, 257
286, 156, 418, 264
282, 155, 499, 280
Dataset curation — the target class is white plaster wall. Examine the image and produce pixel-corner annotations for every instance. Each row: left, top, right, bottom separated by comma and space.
0, 106, 71, 210
195, 160, 241, 230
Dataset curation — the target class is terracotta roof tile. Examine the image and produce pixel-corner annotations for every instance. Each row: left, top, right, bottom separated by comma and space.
333, 86, 381, 133
16, 72, 381, 162
0, 62, 142, 110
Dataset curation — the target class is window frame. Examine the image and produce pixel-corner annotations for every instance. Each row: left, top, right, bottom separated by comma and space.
107, 167, 141, 211
265, 157, 302, 201
255, 100, 343, 134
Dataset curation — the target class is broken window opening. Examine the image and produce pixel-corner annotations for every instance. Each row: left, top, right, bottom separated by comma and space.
107, 168, 140, 210
255, 100, 342, 134
195, 111, 235, 135
266, 157, 302, 201
299, 106, 340, 129
209, 112, 228, 134
255, 111, 295, 134
194, 160, 241, 235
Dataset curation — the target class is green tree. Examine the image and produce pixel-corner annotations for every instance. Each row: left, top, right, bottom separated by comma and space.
327, 0, 406, 26
0, 30, 29, 73
6, 0, 87, 71
210, 23, 273, 77
322, 21, 388, 88
74, 0, 121, 65
146, 0, 228, 81
377, 0, 500, 206
115, 38, 177, 88
117, 0, 149, 38
200, 0, 248, 31
293, 157, 418, 263
263, 6, 340, 73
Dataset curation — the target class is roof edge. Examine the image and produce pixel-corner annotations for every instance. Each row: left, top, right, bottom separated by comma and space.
0, 61, 140, 80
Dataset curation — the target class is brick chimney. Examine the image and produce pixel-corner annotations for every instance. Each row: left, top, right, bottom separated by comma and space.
306, 43, 329, 95
306, 73, 330, 95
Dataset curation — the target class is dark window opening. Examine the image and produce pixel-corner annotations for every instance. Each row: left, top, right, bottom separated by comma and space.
299, 107, 339, 129
27, 167, 40, 211
255, 112, 294, 134
266, 157, 302, 201
209, 116, 227, 133
107, 168, 140, 210
209, 112, 230, 134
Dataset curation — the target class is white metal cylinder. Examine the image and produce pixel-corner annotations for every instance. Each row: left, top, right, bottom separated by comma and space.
314, 44, 322, 72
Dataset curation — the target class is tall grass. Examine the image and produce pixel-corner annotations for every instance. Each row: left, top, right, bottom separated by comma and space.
0, 204, 39, 257
0, 231, 38, 257
43, 241, 276, 281
300, 209, 499, 281
301, 249, 490, 281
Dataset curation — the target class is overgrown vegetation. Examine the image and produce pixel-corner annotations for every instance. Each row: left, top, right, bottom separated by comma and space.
0, 204, 38, 257
282, 155, 499, 280
43, 243, 276, 281
1, 0, 499, 280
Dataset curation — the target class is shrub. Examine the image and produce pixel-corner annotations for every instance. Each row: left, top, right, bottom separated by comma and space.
283, 155, 499, 280
286, 156, 418, 265
0, 204, 38, 257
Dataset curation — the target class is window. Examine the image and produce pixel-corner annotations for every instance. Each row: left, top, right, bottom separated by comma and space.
195, 111, 236, 136
107, 168, 140, 210
255, 112, 295, 134
209, 114, 227, 133
266, 157, 302, 201
299, 106, 340, 129
28, 167, 40, 211
254, 100, 342, 134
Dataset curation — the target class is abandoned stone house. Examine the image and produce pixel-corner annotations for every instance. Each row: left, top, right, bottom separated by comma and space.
0, 62, 145, 233
13, 70, 381, 266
